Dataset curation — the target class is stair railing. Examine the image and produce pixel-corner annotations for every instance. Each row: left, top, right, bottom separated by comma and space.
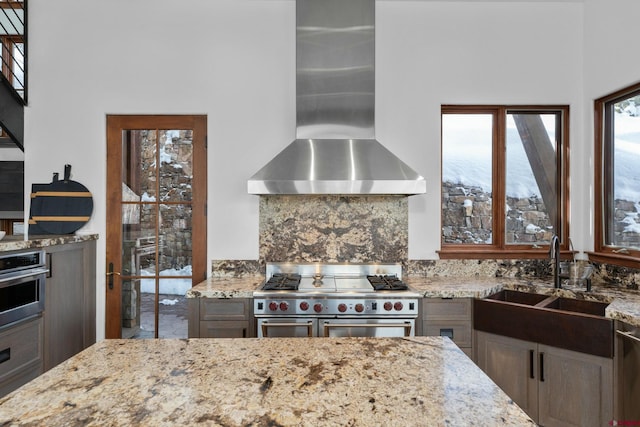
0, 0, 26, 104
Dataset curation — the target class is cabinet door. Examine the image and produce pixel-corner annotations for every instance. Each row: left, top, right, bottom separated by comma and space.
538, 344, 613, 427
476, 331, 538, 421
44, 245, 85, 370
422, 298, 473, 352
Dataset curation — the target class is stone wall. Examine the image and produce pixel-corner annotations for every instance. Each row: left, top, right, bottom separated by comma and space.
613, 199, 640, 249
442, 181, 553, 245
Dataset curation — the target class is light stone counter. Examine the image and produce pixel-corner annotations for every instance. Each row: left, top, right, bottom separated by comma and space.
0, 233, 98, 253
0, 337, 534, 426
186, 275, 264, 299
187, 274, 640, 327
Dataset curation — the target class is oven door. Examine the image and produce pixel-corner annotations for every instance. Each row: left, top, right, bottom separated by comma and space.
321, 318, 414, 338
257, 318, 317, 338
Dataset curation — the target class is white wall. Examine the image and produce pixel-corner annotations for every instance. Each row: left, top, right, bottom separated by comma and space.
376, 1, 584, 258
26, 0, 590, 339
582, 0, 640, 253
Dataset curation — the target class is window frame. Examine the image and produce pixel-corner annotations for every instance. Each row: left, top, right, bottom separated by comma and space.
591, 82, 640, 267
439, 105, 570, 259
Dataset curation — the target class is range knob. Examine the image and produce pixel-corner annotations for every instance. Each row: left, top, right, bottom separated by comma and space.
383, 301, 393, 311
355, 303, 365, 313
313, 303, 323, 313
268, 302, 278, 311
338, 303, 348, 313
394, 302, 404, 311
279, 301, 289, 311
300, 301, 309, 311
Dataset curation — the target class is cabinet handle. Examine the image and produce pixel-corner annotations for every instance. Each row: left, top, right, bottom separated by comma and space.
616, 329, 640, 344
539, 352, 545, 382
46, 253, 52, 278
0, 347, 10, 364
440, 328, 454, 339
529, 350, 535, 379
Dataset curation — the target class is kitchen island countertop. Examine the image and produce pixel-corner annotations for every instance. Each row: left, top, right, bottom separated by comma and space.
0, 337, 533, 426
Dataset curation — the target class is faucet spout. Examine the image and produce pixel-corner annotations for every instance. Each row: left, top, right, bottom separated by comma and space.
549, 235, 561, 288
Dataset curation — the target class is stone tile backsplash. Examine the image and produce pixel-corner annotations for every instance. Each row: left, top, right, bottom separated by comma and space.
258, 195, 408, 263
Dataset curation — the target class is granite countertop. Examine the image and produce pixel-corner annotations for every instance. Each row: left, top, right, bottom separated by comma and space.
0, 337, 534, 426
0, 233, 98, 252
188, 275, 640, 327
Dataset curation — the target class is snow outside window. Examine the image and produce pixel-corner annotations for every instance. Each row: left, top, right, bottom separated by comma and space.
603, 92, 640, 251
441, 106, 568, 256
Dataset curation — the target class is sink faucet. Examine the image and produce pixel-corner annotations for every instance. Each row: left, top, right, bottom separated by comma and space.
549, 234, 561, 289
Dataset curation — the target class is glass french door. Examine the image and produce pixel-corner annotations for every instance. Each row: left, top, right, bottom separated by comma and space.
106, 115, 206, 339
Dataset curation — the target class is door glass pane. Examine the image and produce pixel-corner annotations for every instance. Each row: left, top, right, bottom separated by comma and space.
442, 114, 493, 244
158, 130, 193, 202
506, 113, 558, 245
158, 279, 188, 339
138, 282, 157, 339
609, 96, 640, 249
122, 205, 157, 277
122, 129, 158, 201
158, 204, 192, 274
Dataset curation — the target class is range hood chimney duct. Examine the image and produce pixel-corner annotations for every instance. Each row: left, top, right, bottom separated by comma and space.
248, 0, 426, 195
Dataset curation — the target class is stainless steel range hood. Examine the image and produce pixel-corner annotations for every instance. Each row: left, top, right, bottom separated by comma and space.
247, 0, 426, 195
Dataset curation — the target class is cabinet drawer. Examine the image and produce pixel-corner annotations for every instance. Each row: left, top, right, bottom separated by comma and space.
0, 317, 43, 381
423, 298, 471, 320
199, 321, 249, 338
200, 299, 249, 321
423, 320, 472, 347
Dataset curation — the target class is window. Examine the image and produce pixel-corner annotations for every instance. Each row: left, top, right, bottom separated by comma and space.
593, 82, 640, 266
440, 105, 569, 259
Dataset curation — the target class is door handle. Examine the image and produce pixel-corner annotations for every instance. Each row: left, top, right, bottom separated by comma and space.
539, 352, 545, 382
106, 262, 121, 290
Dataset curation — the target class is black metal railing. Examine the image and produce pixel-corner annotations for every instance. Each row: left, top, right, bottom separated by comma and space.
0, 0, 26, 104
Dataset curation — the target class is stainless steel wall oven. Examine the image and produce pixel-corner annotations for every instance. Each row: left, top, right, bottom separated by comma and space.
254, 263, 419, 338
0, 250, 47, 327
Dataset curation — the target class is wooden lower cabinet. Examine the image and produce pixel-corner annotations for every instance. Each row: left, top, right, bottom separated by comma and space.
421, 298, 473, 359
188, 298, 254, 338
476, 330, 613, 427
43, 241, 96, 371
0, 316, 43, 397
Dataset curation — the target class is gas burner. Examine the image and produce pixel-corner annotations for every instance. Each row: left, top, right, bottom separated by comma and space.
262, 273, 302, 291
366, 275, 408, 291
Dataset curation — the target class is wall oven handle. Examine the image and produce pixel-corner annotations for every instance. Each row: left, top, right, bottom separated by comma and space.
323, 322, 412, 337
261, 321, 313, 337
0, 267, 49, 285
616, 329, 640, 344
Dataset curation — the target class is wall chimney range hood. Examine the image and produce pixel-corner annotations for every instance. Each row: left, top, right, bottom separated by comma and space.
247, 0, 426, 195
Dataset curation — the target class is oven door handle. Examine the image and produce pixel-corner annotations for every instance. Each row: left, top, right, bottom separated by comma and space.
261, 321, 313, 338
323, 322, 412, 337
0, 267, 49, 285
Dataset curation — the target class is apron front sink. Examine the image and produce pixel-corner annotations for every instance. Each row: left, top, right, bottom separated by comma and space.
475, 291, 613, 358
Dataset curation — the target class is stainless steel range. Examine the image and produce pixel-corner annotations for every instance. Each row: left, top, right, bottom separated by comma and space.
254, 263, 419, 338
